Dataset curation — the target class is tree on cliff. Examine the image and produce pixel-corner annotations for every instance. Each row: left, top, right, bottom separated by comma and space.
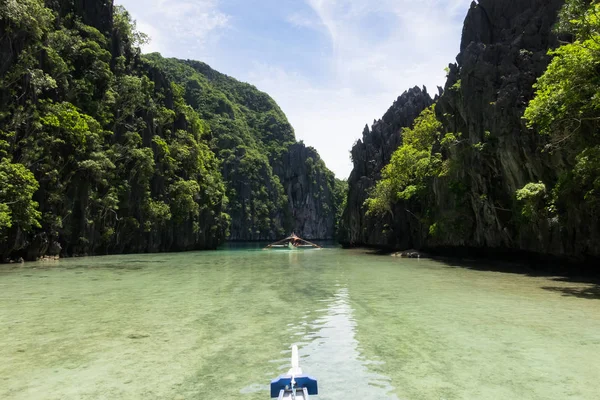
0, 160, 41, 238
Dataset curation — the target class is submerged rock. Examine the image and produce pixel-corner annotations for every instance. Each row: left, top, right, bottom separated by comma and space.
126, 332, 151, 339
392, 250, 425, 258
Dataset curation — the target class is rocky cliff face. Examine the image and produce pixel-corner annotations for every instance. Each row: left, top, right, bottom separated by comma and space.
340, 0, 589, 259
428, 0, 567, 255
225, 141, 336, 241
339, 87, 433, 246
427, 0, 564, 253
1, 0, 337, 261
1, 0, 231, 260
49, 0, 114, 34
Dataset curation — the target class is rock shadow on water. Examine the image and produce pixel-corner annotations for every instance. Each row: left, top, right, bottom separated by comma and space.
427, 252, 600, 300
540, 277, 600, 300
432, 249, 597, 275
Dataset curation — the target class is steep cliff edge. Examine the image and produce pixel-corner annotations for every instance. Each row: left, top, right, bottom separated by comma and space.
1, 0, 230, 260
429, 0, 568, 256
339, 87, 433, 246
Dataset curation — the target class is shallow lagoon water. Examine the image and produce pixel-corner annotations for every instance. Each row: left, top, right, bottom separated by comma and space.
1, 247, 600, 399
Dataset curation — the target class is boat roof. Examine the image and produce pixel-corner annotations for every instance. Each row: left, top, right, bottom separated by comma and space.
264, 233, 322, 249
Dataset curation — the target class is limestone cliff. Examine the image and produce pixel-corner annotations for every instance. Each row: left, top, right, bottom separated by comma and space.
429, 0, 568, 256
341, 0, 600, 260
1, 0, 230, 260
0, 0, 336, 262
149, 56, 337, 241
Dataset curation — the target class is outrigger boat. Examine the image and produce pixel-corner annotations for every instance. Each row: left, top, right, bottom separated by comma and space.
271, 345, 318, 399
264, 233, 322, 250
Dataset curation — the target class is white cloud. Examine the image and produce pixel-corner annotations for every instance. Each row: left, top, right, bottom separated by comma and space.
115, 0, 230, 56
247, 0, 472, 178
302, 0, 469, 93
286, 12, 321, 30
248, 64, 427, 183
115, 0, 474, 178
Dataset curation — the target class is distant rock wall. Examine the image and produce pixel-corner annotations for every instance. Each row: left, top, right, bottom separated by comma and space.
277, 143, 336, 240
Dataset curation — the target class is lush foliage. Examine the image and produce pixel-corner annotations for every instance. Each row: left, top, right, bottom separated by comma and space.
346, 0, 600, 255
0, 0, 337, 258
524, 9, 600, 141
0, 159, 41, 237
365, 106, 442, 216
0, 0, 228, 258
524, 0, 600, 220
143, 55, 335, 239
515, 182, 550, 221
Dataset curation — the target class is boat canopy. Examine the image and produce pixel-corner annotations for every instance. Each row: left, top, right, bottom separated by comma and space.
264, 233, 322, 249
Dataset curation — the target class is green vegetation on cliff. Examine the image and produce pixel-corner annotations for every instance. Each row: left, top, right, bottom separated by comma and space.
0, 3, 229, 259
333, 178, 348, 237
0, 0, 336, 260
365, 106, 442, 217
524, 0, 600, 224
141, 55, 339, 240
142, 55, 293, 239
353, 0, 600, 260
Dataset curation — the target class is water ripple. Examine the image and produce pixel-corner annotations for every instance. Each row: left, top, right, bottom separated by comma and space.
281, 288, 400, 400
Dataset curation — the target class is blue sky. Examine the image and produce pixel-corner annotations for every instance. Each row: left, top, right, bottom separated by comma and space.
115, 0, 473, 178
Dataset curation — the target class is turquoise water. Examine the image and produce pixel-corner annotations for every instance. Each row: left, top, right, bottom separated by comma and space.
1, 247, 599, 399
